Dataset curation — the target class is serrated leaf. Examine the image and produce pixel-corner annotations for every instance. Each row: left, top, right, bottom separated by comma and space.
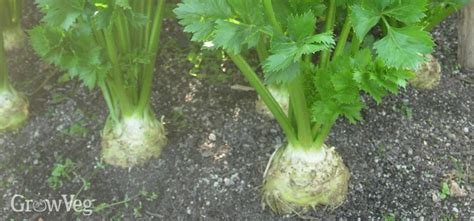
351, 0, 428, 39
374, 26, 433, 69
212, 20, 262, 54
174, 0, 233, 42
35, 0, 86, 30
263, 32, 334, 84
287, 12, 316, 41
116, 0, 131, 9
351, 4, 381, 40
29, 25, 66, 65
383, 0, 428, 24
228, 0, 265, 25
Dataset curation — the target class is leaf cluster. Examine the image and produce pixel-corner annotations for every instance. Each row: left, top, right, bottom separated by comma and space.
30, 0, 150, 89
176, 0, 435, 128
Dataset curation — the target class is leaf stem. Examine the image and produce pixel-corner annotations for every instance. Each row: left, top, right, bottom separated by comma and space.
137, 0, 165, 115
319, 0, 336, 68
256, 35, 269, 63
350, 34, 361, 55
288, 73, 313, 149
228, 53, 298, 145
263, 0, 283, 35
313, 122, 334, 150
103, 29, 133, 117
0, 20, 10, 91
333, 13, 351, 59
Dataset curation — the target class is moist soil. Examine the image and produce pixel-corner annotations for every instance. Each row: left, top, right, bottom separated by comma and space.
0, 2, 472, 220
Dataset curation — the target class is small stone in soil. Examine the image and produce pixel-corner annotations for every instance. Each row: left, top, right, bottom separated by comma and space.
209, 133, 217, 141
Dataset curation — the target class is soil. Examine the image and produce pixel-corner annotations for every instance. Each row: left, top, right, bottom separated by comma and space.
1, 2, 472, 220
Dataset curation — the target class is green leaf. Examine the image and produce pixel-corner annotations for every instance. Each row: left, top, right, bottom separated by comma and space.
35, 0, 86, 30
116, 0, 131, 9
212, 20, 263, 54
351, 0, 428, 39
29, 25, 66, 65
311, 56, 364, 124
374, 26, 433, 69
227, 0, 266, 25
263, 32, 334, 84
174, 0, 233, 42
351, 4, 381, 40
287, 12, 316, 41
383, 0, 428, 24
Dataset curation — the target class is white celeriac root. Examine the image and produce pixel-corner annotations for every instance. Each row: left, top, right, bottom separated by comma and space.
410, 54, 442, 90
3, 25, 25, 51
262, 143, 350, 215
101, 115, 167, 168
0, 89, 29, 131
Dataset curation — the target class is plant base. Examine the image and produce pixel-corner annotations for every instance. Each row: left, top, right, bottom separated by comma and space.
3, 25, 25, 51
262, 144, 350, 215
0, 90, 29, 132
410, 54, 441, 90
256, 86, 289, 117
101, 116, 167, 168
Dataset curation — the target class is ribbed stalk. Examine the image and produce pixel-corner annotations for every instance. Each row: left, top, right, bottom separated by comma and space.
0, 16, 10, 91
137, 0, 165, 115
288, 74, 313, 150
228, 54, 298, 146
263, 0, 283, 35
320, 0, 336, 68
333, 14, 352, 59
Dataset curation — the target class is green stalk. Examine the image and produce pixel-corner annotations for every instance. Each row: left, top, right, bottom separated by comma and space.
263, 0, 283, 35
313, 122, 334, 150
99, 82, 119, 124
10, 0, 22, 27
228, 54, 298, 145
1, 0, 11, 27
137, 0, 165, 115
333, 14, 351, 59
311, 123, 322, 137
143, 0, 154, 48
349, 34, 361, 55
115, 10, 130, 53
0, 21, 10, 91
256, 36, 269, 63
319, 0, 336, 68
288, 73, 313, 149
103, 29, 133, 117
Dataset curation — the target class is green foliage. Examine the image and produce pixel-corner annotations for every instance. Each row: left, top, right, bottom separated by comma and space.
63, 120, 90, 138
383, 213, 396, 221
31, 0, 166, 120
350, 0, 434, 69
439, 181, 450, 199
36, 0, 86, 30
47, 158, 75, 190
264, 30, 334, 84
176, 0, 436, 148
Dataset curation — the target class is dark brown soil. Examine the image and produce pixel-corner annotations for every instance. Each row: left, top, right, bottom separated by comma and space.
0, 2, 472, 220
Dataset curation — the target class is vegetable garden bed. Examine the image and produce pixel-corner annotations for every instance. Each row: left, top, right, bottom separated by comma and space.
0, 1, 472, 220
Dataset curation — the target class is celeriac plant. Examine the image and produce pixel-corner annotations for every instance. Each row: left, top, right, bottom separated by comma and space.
30, 0, 167, 167
176, 0, 437, 214
1, 0, 25, 50
0, 0, 29, 131
409, 0, 468, 89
